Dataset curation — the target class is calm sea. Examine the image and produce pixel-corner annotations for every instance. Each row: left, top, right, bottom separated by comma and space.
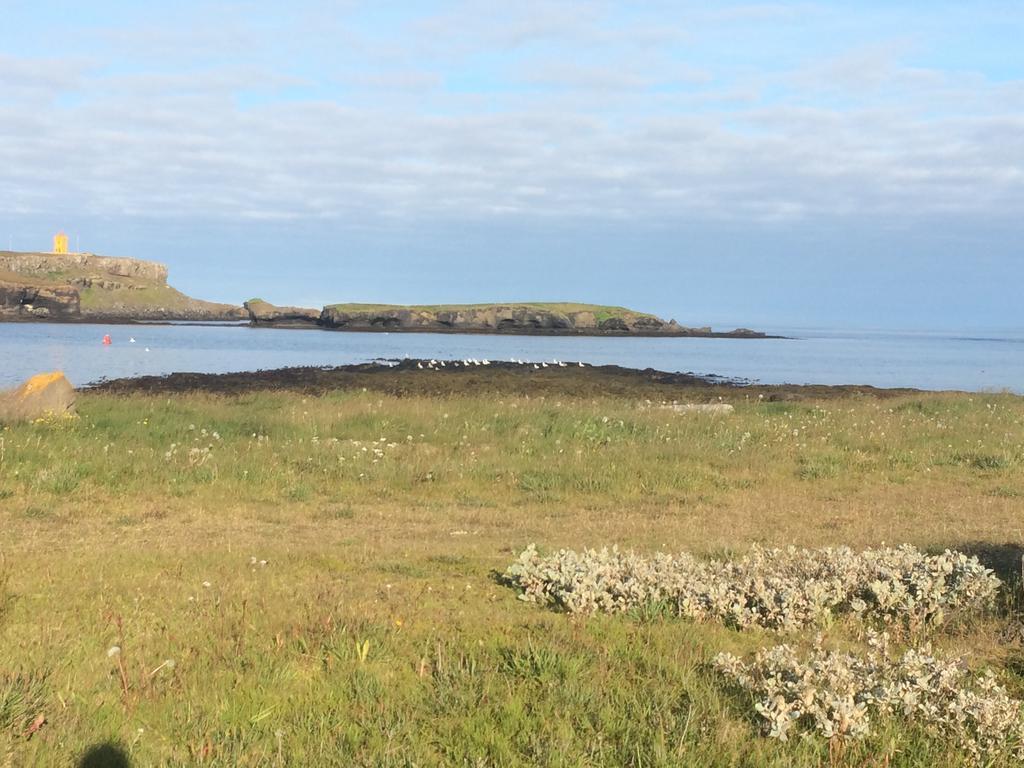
1, 322, 1022, 393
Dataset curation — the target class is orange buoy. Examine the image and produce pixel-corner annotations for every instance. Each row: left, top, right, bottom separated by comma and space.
102, 334, 112, 346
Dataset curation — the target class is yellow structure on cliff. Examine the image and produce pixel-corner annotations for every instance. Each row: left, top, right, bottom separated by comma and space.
53, 232, 69, 254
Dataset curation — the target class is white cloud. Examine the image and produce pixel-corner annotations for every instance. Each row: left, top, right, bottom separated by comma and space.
0, 53, 89, 102
518, 58, 712, 91
411, 0, 608, 54
1, 3, 1021, 226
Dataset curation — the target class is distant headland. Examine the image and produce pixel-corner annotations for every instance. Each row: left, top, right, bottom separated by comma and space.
0, 249, 244, 322
0, 242, 774, 338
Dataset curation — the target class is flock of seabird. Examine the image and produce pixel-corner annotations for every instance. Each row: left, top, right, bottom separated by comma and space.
414, 358, 587, 370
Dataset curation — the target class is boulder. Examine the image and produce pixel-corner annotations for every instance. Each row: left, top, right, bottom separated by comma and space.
629, 315, 666, 332
0, 372, 77, 423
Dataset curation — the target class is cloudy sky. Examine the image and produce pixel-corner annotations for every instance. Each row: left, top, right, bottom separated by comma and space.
2, 1, 1022, 330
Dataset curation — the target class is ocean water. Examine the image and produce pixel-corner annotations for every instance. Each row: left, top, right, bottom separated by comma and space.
1, 322, 1022, 393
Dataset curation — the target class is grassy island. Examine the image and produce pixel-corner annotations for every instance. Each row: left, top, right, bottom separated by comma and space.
324, 302, 659, 322
312, 301, 742, 336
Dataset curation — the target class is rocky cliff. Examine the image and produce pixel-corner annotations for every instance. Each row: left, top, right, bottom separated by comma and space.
0, 270, 80, 319
0, 250, 244, 322
246, 301, 768, 337
0, 251, 168, 284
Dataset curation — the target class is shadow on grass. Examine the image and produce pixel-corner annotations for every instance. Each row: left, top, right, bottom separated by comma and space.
79, 743, 130, 768
952, 541, 1024, 584
948, 541, 1024, 621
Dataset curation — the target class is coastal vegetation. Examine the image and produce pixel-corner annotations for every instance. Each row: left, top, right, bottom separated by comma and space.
1, 372, 1023, 765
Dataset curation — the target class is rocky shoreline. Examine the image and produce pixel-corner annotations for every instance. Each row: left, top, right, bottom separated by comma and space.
86, 359, 923, 401
0, 313, 247, 326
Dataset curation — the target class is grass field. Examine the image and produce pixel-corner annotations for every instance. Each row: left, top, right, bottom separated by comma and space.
1, 379, 1024, 766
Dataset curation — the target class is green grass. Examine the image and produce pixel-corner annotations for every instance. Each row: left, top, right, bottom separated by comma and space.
1, 389, 1024, 765
78, 282, 237, 313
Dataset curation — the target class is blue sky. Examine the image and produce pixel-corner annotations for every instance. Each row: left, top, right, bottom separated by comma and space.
1, 1, 1022, 330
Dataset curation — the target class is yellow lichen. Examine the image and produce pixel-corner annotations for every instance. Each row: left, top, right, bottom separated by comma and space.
18, 372, 66, 399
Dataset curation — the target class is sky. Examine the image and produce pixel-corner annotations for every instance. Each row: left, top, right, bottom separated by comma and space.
1, 1, 1022, 331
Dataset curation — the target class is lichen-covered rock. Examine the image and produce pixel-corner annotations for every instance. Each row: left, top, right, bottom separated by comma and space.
0, 372, 77, 423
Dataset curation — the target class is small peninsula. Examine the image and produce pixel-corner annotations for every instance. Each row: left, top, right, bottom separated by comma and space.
0, 249, 244, 322
245, 299, 773, 338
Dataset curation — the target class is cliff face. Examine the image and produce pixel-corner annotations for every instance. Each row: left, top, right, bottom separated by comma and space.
0, 251, 168, 284
0, 250, 243, 322
0, 271, 80, 319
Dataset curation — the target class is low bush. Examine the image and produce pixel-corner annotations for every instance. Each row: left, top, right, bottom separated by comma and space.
715, 634, 1024, 763
504, 544, 1000, 630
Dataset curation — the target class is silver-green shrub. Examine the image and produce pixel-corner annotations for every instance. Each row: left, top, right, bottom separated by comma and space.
504, 544, 999, 630
715, 634, 1024, 763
